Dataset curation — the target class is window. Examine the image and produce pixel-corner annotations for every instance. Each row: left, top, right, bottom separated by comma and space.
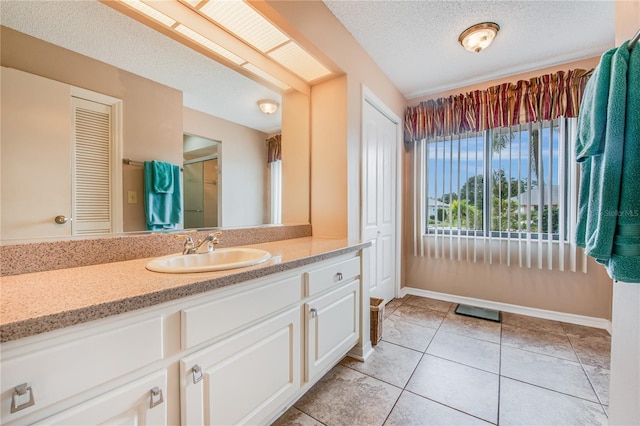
270, 160, 282, 224
426, 118, 574, 242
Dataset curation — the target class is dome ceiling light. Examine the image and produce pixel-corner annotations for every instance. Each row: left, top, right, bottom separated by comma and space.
257, 99, 279, 114
459, 22, 500, 53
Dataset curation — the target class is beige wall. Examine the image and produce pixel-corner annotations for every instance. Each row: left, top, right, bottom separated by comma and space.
1, 26, 183, 232
263, 1, 406, 240
281, 90, 311, 224
310, 76, 349, 237
402, 59, 614, 320
183, 107, 269, 227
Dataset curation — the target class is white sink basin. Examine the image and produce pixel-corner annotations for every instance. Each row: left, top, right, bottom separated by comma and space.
146, 248, 271, 273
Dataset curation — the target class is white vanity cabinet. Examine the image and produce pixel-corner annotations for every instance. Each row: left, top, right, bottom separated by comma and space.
0, 248, 370, 426
35, 370, 168, 425
1, 315, 166, 425
304, 257, 361, 381
180, 307, 300, 425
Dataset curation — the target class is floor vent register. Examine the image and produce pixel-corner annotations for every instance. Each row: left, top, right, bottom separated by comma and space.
454, 304, 501, 322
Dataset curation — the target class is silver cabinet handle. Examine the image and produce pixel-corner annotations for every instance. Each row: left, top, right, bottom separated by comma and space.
192, 365, 204, 384
54, 215, 69, 224
310, 308, 318, 318
336, 272, 343, 281
11, 383, 35, 413
149, 386, 164, 409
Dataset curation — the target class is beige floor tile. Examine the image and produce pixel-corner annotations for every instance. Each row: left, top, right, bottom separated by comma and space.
562, 322, 611, 338
385, 298, 405, 310
583, 364, 611, 406
502, 324, 578, 361
384, 391, 491, 426
501, 346, 598, 402
427, 330, 500, 373
439, 311, 502, 344
382, 316, 436, 352
341, 340, 423, 388
404, 295, 453, 313
384, 299, 405, 318
501, 312, 565, 335
499, 377, 607, 426
272, 407, 324, 426
568, 334, 612, 370
388, 304, 447, 329
294, 365, 401, 426
406, 355, 499, 423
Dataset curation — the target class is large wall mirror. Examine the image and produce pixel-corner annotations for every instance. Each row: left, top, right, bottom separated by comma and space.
0, 0, 310, 242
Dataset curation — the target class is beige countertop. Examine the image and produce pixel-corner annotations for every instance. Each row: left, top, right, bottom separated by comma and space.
0, 237, 369, 343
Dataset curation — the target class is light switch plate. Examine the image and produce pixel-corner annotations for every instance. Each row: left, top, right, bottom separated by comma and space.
128, 191, 137, 204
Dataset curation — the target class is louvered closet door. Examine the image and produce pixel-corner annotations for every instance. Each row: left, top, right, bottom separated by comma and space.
72, 97, 113, 235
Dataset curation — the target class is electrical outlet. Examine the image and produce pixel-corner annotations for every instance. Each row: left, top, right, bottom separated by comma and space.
128, 191, 137, 204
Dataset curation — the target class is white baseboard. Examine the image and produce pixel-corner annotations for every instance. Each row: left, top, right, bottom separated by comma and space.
399, 287, 612, 334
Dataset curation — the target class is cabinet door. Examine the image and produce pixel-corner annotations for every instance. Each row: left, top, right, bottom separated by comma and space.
306, 280, 360, 381
35, 370, 167, 426
181, 307, 300, 426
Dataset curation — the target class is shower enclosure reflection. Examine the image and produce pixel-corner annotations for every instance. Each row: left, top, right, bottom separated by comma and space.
183, 134, 220, 229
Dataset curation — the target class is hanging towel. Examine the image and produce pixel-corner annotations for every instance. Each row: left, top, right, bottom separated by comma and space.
583, 44, 628, 261
575, 47, 616, 249
607, 40, 640, 282
144, 161, 183, 230
151, 160, 174, 193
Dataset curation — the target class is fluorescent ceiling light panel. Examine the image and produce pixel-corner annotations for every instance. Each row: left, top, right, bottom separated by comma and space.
183, 0, 204, 8
242, 63, 291, 91
122, 0, 176, 26
268, 42, 332, 82
175, 24, 245, 64
199, 1, 289, 53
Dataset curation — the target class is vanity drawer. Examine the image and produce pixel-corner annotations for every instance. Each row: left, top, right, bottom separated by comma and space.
181, 274, 301, 349
1, 317, 163, 423
304, 256, 361, 297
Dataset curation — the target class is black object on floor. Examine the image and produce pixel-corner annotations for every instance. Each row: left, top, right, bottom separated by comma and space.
454, 304, 501, 322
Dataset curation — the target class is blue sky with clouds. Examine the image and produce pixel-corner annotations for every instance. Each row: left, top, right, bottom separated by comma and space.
427, 124, 561, 200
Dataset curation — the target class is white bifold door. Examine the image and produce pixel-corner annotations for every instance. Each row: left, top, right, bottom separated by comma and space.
362, 97, 398, 303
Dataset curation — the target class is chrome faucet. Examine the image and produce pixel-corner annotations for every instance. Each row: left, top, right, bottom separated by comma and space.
175, 231, 221, 255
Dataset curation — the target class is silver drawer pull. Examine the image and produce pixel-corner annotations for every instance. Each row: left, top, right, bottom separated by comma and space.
149, 386, 164, 409
310, 308, 318, 318
336, 272, 343, 281
192, 365, 204, 384
11, 383, 35, 413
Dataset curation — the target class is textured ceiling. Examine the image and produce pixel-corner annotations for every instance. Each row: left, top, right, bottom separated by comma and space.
0, 0, 283, 133
324, 1, 616, 100
1, 0, 618, 120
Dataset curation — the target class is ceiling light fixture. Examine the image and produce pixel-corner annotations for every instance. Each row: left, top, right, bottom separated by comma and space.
257, 99, 279, 114
458, 22, 500, 53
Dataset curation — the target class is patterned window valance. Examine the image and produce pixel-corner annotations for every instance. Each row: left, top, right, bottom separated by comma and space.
267, 134, 282, 163
404, 68, 593, 145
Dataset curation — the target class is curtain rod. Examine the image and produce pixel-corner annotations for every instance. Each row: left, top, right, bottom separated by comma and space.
629, 28, 640, 52
123, 158, 183, 171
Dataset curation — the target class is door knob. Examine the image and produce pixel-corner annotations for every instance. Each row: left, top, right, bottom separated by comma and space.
54, 215, 69, 224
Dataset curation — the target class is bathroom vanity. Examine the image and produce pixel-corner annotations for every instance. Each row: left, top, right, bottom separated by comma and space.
0, 237, 372, 425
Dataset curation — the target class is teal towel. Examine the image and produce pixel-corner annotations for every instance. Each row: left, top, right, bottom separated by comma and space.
151, 160, 174, 193
607, 40, 640, 282
144, 161, 183, 230
575, 48, 616, 248
582, 44, 628, 261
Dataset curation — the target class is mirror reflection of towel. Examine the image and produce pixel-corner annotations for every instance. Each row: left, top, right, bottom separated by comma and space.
152, 160, 174, 193
144, 161, 183, 230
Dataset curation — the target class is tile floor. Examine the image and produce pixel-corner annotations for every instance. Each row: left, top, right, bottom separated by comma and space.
273, 295, 611, 426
